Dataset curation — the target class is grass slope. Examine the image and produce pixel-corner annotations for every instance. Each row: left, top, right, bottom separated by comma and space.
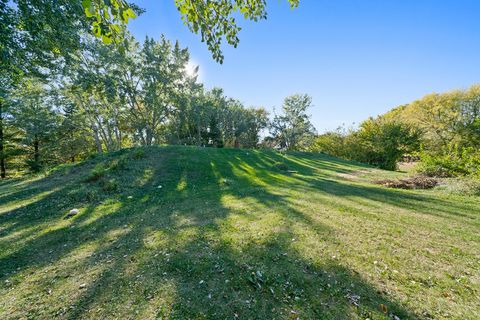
0, 146, 479, 319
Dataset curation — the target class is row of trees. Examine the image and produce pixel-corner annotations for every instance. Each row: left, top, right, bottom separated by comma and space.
311, 84, 480, 174
1, 0, 306, 178
1, 32, 316, 177
384, 85, 480, 152
0, 36, 245, 176
385, 85, 480, 176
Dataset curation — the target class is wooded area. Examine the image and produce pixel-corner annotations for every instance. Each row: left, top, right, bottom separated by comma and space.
0, 0, 313, 177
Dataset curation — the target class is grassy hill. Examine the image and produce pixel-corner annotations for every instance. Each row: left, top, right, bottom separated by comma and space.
0, 146, 478, 319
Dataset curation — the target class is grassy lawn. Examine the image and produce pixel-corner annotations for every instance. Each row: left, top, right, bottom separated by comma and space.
0, 146, 478, 319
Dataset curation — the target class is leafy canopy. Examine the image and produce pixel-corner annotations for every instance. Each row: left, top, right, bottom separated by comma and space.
84, 0, 300, 63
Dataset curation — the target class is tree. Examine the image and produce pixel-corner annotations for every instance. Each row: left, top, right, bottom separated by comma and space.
12, 79, 60, 172
3, 0, 301, 66
0, 95, 23, 178
269, 94, 316, 150
57, 102, 92, 163
355, 118, 421, 170
243, 107, 269, 148
221, 103, 268, 148
137, 37, 191, 145
115, 36, 195, 145
310, 120, 421, 171
383, 84, 480, 153
457, 85, 480, 148
1, 0, 22, 178
174, 0, 300, 63
82, 0, 300, 63
65, 34, 200, 148
67, 39, 129, 152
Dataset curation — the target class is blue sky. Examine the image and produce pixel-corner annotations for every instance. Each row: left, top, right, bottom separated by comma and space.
128, 0, 480, 132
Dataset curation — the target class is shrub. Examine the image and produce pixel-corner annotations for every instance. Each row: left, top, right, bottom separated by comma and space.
417, 147, 480, 177
311, 119, 421, 171
26, 158, 42, 173
309, 131, 349, 158
355, 119, 421, 170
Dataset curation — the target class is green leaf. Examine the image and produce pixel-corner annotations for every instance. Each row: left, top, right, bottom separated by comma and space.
81, 0, 92, 10
125, 8, 137, 19
102, 34, 113, 44
84, 6, 95, 18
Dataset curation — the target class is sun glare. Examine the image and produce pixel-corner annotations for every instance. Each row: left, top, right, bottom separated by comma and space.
185, 60, 201, 80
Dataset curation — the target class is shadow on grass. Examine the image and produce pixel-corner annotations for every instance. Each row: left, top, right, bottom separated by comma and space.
0, 146, 449, 319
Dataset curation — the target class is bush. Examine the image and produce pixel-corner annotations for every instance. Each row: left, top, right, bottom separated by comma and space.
26, 158, 42, 173
355, 119, 421, 170
110, 157, 128, 171
417, 147, 480, 177
311, 119, 421, 171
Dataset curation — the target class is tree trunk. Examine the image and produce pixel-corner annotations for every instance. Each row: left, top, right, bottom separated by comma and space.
92, 126, 103, 153
34, 136, 40, 165
145, 126, 153, 146
0, 101, 6, 179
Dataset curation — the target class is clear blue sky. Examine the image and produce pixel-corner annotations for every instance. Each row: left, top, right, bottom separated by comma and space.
128, 0, 480, 132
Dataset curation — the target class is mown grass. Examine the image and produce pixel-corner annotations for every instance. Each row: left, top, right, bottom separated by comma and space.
0, 146, 478, 319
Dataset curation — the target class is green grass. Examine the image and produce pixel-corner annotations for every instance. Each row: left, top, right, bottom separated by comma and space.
0, 146, 478, 319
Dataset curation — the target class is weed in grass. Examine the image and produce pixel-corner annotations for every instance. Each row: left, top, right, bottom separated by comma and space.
100, 178, 118, 192
132, 148, 146, 159
437, 176, 480, 196
84, 165, 107, 182
110, 157, 129, 171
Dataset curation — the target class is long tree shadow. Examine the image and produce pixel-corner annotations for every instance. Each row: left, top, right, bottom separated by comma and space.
298, 176, 479, 223
61, 147, 416, 319
1, 146, 455, 319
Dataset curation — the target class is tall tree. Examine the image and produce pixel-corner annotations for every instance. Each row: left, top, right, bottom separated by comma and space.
56, 101, 92, 163
384, 84, 480, 153
355, 118, 421, 170
12, 79, 60, 172
269, 94, 316, 150
67, 39, 128, 152
0, 1, 21, 178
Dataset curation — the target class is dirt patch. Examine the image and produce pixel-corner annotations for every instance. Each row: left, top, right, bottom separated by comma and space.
336, 169, 373, 180
375, 176, 439, 190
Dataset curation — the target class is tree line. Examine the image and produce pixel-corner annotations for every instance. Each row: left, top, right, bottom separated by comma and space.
1, 0, 306, 178
4, 1, 476, 179
310, 84, 480, 176
1, 33, 317, 177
